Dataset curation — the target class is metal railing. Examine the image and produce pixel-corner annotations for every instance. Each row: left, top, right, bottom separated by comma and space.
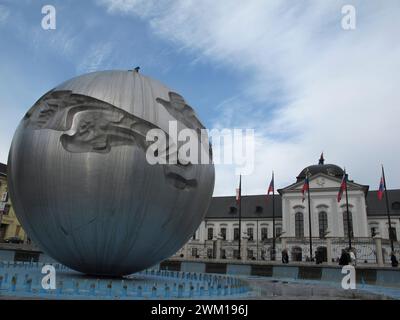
175, 237, 400, 265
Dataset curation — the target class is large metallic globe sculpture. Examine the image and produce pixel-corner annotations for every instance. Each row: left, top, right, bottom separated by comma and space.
7, 70, 215, 276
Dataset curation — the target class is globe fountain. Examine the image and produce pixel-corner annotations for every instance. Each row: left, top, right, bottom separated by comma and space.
7, 70, 215, 276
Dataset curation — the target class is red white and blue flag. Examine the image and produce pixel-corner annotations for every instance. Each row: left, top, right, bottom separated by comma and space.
337, 173, 347, 202
301, 175, 309, 202
378, 176, 384, 200
267, 172, 274, 195
236, 175, 242, 204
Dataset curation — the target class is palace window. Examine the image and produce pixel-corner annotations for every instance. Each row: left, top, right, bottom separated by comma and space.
220, 228, 227, 240
343, 211, 354, 238
191, 248, 198, 257
247, 227, 254, 241
207, 227, 214, 240
369, 222, 379, 237
207, 248, 213, 258
2, 204, 10, 215
261, 227, 268, 241
389, 227, 397, 241
0, 191, 8, 202
276, 226, 282, 238
295, 212, 304, 238
234, 228, 240, 241
318, 211, 328, 238
192, 232, 196, 240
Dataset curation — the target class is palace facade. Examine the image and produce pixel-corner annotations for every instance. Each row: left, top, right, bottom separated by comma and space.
176, 156, 400, 264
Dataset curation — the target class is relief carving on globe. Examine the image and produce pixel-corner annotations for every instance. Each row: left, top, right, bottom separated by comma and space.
22, 90, 208, 190
25, 90, 164, 153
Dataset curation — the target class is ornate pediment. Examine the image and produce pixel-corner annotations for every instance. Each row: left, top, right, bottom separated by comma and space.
279, 172, 366, 193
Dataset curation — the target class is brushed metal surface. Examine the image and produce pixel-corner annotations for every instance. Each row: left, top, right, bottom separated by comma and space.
7, 70, 215, 276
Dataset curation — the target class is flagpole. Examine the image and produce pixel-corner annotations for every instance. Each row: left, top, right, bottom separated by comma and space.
238, 175, 242, 259
306, 171, 313, 261
382, 165, 394, 253
344, 170, 352, 249
272, 171, 276, 261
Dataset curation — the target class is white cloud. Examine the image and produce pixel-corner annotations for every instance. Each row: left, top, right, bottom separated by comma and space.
99, 1, 400, 194
0, 4, 10, 25
29, 27, 79, 59
76, 42, 114, 74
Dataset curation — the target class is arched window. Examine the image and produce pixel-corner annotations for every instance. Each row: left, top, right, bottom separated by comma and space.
343, 211, 353, 238
318, 211, 328, 238
295, 212, 304, 238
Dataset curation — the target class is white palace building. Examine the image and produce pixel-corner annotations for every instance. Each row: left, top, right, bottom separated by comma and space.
175, 156, 400, 265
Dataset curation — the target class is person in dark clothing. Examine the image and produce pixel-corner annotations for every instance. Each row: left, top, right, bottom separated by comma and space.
391, 252, 398, 267
281, 249, 289, 264
339, 249, 350, 266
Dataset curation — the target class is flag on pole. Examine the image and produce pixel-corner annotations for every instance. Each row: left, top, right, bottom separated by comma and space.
337, 173, 347, 202
301, 175, 309, 202
267, 172, 274, 195
378, 175, 384, 201
236, 175, 241, 205
236, 188, 240, 203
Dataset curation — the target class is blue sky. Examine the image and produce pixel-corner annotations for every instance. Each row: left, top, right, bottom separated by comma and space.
0, 0, 244, 125
1, 0, 400, 195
